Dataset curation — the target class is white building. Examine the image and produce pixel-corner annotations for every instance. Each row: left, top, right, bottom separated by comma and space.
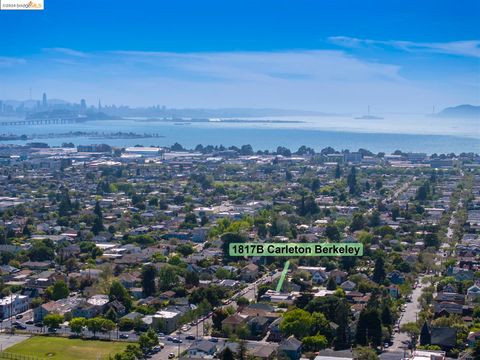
0, 294, 30, 319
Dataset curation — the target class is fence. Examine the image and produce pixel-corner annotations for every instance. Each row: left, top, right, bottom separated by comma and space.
0, 351, 44, 360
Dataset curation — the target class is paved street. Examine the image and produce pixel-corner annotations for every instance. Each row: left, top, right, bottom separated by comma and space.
387, 278, 424, 354
0, 334, 30, 351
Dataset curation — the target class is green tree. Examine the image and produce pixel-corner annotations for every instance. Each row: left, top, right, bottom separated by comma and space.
350, 213, 366, 232
118, 318, 135, 331
101, 318, 116, 336
354, 346, 379, 360
303, 335, 328, 351
372, 257, 386, 284
109, 280, 132, 311
69, 317, 86, 336
43, 314, 63, 329
237, 339, 248, 360
419, 321, 431, 346
139, 328, 158, 353
185, 271, 199, 287
280, 308, 314, 339
381, 305, 393, 327
158, 265, 177, 291
347, 166, 358, 195
91, 201, 104, 235
105, 307, 118, 322
325, 225, 340, 241
326, 277, 337, 290
220, 347, 235, 360
28, 239, 55, 261
236, 297, 250, 307
334, 300, 351, 350
220, 232, 246, 262
473, 341, 480, 360
369, 210, 381, 227
86, 317, 104, 337
50, 280, 69, 300
335, 163, 342, 179
141, 265, 157, 297
355, 308, 382, 346
400, 322, 420, 348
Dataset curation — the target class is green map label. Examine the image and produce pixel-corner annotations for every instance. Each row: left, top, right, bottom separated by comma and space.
229, 243, 363, 257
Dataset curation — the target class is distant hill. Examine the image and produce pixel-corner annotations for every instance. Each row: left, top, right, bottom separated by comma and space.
436, 104, 480, 119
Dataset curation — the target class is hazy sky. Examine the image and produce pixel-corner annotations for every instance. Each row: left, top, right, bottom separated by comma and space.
0, 0, 479, 113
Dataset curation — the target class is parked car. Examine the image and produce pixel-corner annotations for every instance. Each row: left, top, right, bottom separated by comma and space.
185, 335, 195, 340
168, 353, 175, 359
210, 337, 219, 343
119, 334, 129, 339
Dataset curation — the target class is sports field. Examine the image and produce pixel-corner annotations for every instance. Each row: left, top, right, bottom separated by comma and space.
5, 336, 130, 360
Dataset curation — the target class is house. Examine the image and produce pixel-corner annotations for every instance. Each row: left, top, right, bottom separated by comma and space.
442, 284, 457, 293
388, 285, 400, 299
340, 280, 356, 291
34, 296, 83, 322
106, 300, 126, 317
297, 266, 328, 284
222, 313, 249, 333
314, 349, 354, 360
329, 270, 347, 285
467, 284, 480, 301
434, 292, 465, 304
72, 302, 102, 319
250, 344, 277, 360
152, 308, 182, 333
248, 316, 270, 339
268, 317, 282, 342
278, 335, 302, 360
407, 350, 446, 360
434, 302, 463, 317
431, 327, 457, 350
241, 264, 259, 281
387, 270, 405, 285
187, 340, 217, 358
467, 330, 480, 348
118, 272, 140, 289
0, 295, 30, 320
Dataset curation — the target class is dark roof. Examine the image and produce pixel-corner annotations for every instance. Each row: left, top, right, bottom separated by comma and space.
248, 303, 275, 312
248, 316, 269, 326
190, 340, 216, 353
431, 327, 457, 348
279, 335, 302, 351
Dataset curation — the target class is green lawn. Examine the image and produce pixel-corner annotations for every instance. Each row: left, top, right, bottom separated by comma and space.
6, 336, 130, 360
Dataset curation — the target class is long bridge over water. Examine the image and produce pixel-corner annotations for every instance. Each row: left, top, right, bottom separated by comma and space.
0, 118, 86, 126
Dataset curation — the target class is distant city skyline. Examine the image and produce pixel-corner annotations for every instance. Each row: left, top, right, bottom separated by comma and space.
0, 0, 478, 112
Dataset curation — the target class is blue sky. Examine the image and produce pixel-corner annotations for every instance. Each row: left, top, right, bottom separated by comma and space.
0, 0, 479, 112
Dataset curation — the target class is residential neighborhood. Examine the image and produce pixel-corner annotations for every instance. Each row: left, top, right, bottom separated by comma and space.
0, 142, 478, 360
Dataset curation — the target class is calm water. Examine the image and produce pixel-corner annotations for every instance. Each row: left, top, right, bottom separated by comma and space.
0, 115, 478, 154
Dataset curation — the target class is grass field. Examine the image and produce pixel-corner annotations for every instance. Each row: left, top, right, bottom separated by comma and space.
5, 336, 130, 360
